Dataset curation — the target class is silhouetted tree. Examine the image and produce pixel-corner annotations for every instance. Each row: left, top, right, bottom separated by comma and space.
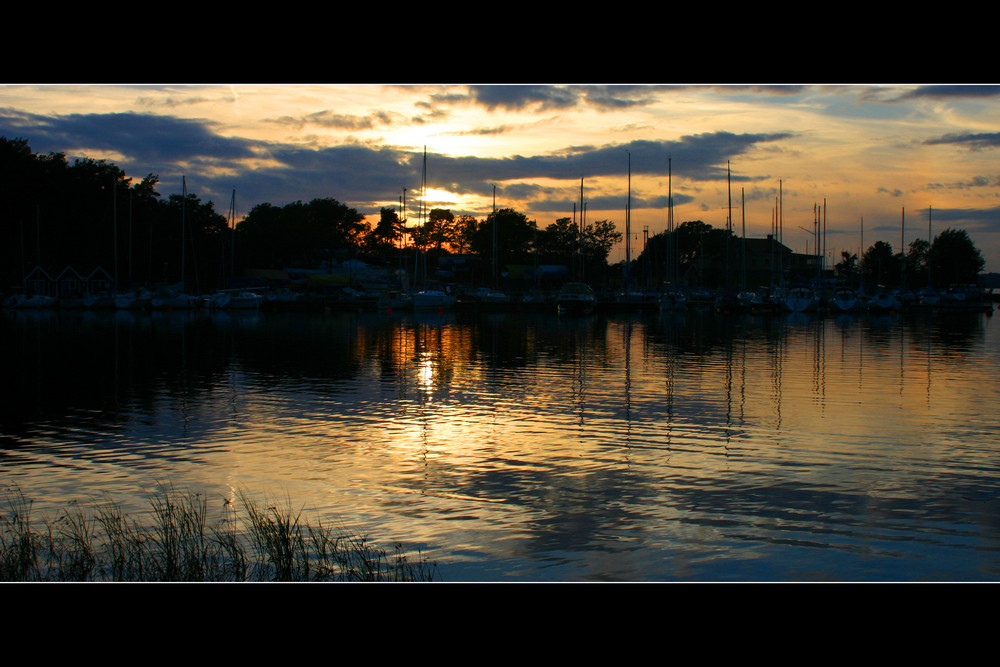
362, 207, 404, 263
904, 238, 930, 288
424, 208, 457, 250
536, 217, 579, 262
451, 215, 477, 255
835, 251, 859, 284
466, 208, 538, 266
634, 220, 739, 288
584, 219, 621, 265
861, 240, 899, 288
236, 198, 367, 269
928, 227, 984, 287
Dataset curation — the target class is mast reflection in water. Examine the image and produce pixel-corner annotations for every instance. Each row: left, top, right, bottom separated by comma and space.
3, 307, 1000, 581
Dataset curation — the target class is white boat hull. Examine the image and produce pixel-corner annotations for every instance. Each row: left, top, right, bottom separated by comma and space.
412, 290, 456, 310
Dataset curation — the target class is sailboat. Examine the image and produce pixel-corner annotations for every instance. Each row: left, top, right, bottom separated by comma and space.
4, 292, 57, 309
412, 289, 456, 310
919, 205, 940, 306
557, 282, 597, 315
658, 289, 688, 312
868, 286, 899, 312
831, 287, 859, 313
205, 190, 262, 310
7, 210, 59, 308
151, 283, 200, 309
114, 188, 154, 309
783, 285, 816, 312
152, 177, 199, 309
115, 287, 153, 310
749, 288, 782, 315
406, 148, 456, 311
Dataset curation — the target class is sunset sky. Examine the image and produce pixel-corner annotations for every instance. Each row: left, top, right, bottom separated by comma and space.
2, 83, 998, 272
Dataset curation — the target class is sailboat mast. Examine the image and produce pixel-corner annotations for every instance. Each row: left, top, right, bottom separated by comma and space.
901, 206, 906, 288
414, 147, 426, 289
492, 184, 497, 290
181, 176, 186, 292
625, 151, 631, 290
231, 189, 236, 281
811, 202, 817, 279
579, 176, 584, 281
128, 189, 133, 290
580, 202, 587, 282
727, 161, 732, 291
36, 205, 40, 286
779, 179, 783, 283
928, 205, 933, 287
741, 187, 747, 293
668, 157, 674, 285
113, 177, 118, 293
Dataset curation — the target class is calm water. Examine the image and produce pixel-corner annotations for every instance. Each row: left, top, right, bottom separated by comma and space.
3, 305, 1000, 581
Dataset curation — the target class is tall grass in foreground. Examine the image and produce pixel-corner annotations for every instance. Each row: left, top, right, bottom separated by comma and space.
0, 485, 437, 582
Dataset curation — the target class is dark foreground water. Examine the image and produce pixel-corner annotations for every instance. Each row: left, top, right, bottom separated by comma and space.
3, 306, 1000, 581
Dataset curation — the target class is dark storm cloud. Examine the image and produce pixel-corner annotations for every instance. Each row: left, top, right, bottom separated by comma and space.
922, 204, 1000, 234
467, 85, 581, 111
572, 85, 661, 110
427, 132, 793, 193
265, 143, 416, 198
924, 132, 1000, 150
0, 108, 257, 164
864, 204, 1000, 236
528, 192, 689, 216
462, 85, 661, 113
899, 85, 1000, 100
0, 107, 794, 218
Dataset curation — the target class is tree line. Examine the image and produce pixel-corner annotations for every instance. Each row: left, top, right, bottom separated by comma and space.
630, 219, 985, 291
1, 138, 230, 293
1, 137, 624, 293
237, 201, 623, 280
2, 137, 985, 294
835, 231, 985, 289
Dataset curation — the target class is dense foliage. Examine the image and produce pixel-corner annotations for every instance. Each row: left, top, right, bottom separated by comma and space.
0, 137, 230, 293
237, 198, 369, 269
847, 229, 985, 289
632, 220, 743, 289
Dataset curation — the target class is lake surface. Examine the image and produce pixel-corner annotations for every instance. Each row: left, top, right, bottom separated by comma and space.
3, 305, 1000, 581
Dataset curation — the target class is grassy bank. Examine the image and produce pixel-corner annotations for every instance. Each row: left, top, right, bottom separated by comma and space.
0, 485, 437, 582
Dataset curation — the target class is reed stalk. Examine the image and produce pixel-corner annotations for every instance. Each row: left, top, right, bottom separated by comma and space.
0, 484, 437, 582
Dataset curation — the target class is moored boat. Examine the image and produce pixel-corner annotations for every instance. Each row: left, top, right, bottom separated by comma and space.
3, 293, 58, 309
831, 287, 859, 313
658, 289, 688, 312
783, 286, 816, 313
556, 282, 597, 315
115, 288, 153, 310
867, 287, 899, 312
918, 287, 941, 306
457, 287, 510, 310
411, 289, 456, 310
151, 286, 200, 309
749, 288, 782, 315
